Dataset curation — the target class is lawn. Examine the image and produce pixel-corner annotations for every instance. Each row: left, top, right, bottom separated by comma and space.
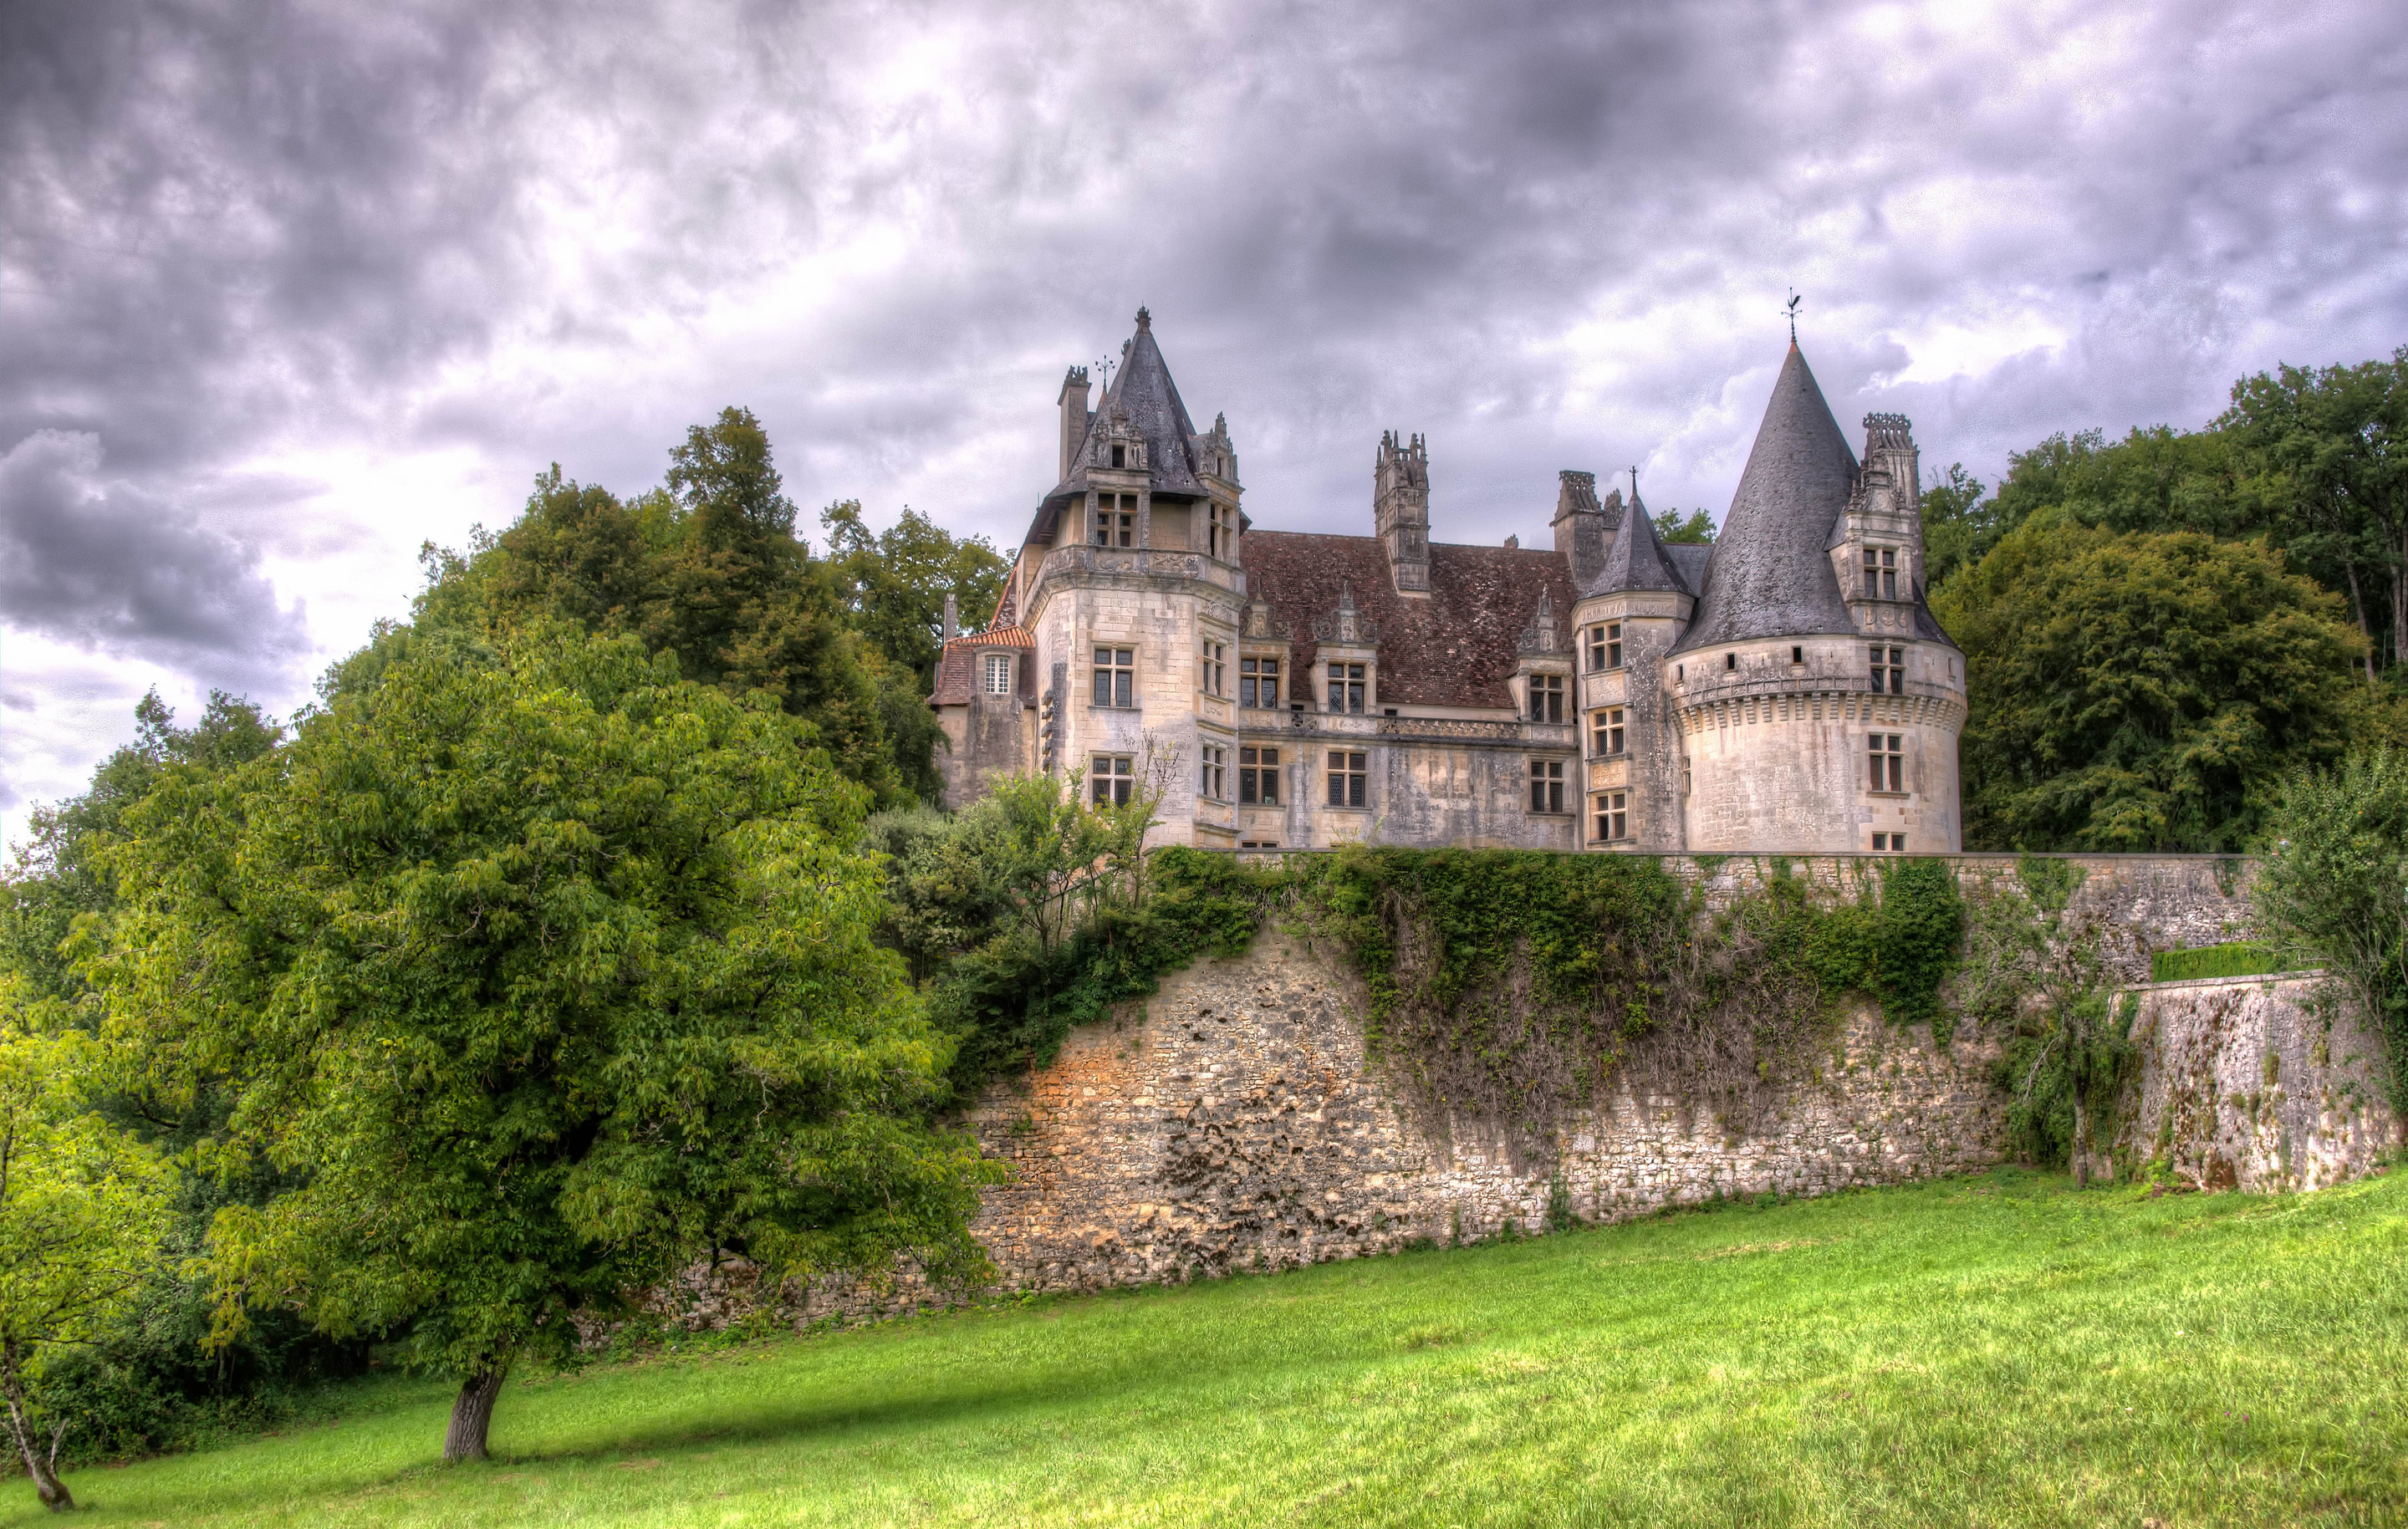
14, 1168, 2405, 1527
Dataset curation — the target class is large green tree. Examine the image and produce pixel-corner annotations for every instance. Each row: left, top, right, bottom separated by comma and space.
91, 627, 992, 1462
0, 1014, 171, 1511
819, 501, 1009, 685
1935, 512, 2366, 851
404, 409, 922, 802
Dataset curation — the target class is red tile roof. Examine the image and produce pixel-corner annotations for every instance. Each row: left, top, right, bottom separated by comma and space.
1240, 532, 1577, 710
929, 627, 1036, 706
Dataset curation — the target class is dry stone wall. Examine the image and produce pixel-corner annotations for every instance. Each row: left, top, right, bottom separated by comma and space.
2104, 974, 2400, 1191
952, 930, 2002, 1296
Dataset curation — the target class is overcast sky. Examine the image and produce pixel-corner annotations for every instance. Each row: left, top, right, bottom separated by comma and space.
3, 0, 2404, 846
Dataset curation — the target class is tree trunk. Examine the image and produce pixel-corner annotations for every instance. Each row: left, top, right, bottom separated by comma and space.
443, 1367, 508, 1464
2071, 1078, 2093, 1189
2344, 559, 2379, 688
2392, 537, 2407, 674
2, 1340, 73, 1512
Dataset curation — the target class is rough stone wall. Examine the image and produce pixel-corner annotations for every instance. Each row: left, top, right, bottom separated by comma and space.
2103, 974, 2400, 1191
950, 930, 2002, 1295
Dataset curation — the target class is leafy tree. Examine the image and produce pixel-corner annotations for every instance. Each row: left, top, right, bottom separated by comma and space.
0, 1014, 171, 1511
2252, 747, 2408, 1111
1935, 512, 2365, 851
819, 502, 1009, 685
1917, 463, 2000, 591
90, 627, 992, 1462
1650, 507, 1715, 544
2219, 352, 2408, 676
404, 411, 917, 803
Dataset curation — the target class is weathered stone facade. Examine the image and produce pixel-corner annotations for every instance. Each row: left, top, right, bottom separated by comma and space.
931, 311, 1967, 856
2104, 974, 2400, 1191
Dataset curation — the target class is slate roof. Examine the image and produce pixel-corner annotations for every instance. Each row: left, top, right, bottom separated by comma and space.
929, 626, 1037, 706
1673, 344, 1860, 653
1240, 532, 1578, 709
1584, 491, 1691, 597
1666, 541, 1713, 593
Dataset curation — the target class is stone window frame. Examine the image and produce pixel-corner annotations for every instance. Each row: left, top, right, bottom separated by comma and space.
1594, 790, 1629, 843
1089, 753, 1135, 806
1326, 660, 1370, 716
1868, 731, 1907, 794
1205, 499, 1236, 561
1199, 742, 1227, 803
1870, 643, 1905, 695
1238, 653, 1284, 710
1588, 621, 1623, 673
1326, 749, 1369, 808
1091, 493, 1138, 547
982, 651, 1015, 695
1862, 545, 1900, 600
1091, 645, 1138, 710
1199, 637, 1227, 698
1238, 745, 1281, 805
1593, 706, 1626, 758
1871, 832, 1906, 853
1527, 672, 1567, 723
1528, 757, 1567, 815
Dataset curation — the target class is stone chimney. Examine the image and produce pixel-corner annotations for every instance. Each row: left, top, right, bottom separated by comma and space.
1551, 470, 1609, 587
1058, 365, 1093, 482
1375, 431, 1431, 594
941, 591, 958, 642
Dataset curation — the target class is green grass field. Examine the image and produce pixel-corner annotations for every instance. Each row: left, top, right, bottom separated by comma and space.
15, 1169, 2405, 1527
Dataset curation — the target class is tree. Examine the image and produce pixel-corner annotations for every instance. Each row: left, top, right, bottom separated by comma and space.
820, 502, 1009, 685
1650, 507, 1715, 545
91, 627, 993, 1462
2220, 352, 2408, 675
0, 1014, 171, 1511
1917, 463, 1999, 591
1935, 512, 2366, 851
2252, 747, 2408, 1112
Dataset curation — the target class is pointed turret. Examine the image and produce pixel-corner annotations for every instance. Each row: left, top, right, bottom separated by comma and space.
1590, 488, 1689, 597
1055, 307, 1207, 496
1674, 345, 1858, 652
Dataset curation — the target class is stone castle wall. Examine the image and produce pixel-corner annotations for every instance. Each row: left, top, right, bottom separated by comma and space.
2103, 973, 2399, 1191
660, 853, 2385, 1328
952, 929, 2004, 1295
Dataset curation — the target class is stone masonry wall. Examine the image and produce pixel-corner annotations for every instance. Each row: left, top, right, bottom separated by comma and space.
953, 929, 2003, 1295
2103, 974, 2400, 1191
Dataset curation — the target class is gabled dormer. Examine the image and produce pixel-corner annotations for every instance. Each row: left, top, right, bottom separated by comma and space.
1829, 411, 1926, 639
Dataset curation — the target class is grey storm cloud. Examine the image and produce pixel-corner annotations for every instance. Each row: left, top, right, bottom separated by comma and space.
1, 0, 2405, 834
0, 430, 306, 681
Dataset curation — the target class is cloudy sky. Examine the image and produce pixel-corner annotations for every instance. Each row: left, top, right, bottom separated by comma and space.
3, 0, 2403, 845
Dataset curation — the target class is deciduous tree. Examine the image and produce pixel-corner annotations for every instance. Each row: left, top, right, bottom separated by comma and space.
92, 628, 992, 1463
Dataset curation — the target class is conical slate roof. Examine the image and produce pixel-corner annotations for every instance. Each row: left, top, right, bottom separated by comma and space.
1054, 308, 1206, 497
1587, 490, 1691, 597
1673, 344, 1860, 652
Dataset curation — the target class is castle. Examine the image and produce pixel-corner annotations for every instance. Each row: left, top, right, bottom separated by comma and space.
931, 309, 1964, 853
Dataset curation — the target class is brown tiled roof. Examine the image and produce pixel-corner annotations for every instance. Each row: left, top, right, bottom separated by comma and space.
1240, 532, 1578, 710
929, 626, 1037, 706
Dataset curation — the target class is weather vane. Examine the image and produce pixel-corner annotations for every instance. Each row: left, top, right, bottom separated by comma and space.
1630, 466, 1640, 504
1786, 288, 1802, 343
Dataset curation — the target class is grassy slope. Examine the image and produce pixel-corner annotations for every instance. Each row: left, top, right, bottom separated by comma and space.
18, 1169, 2405, 1528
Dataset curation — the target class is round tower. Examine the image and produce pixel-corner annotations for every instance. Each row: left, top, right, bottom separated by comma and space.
1666, 346, 1965, 854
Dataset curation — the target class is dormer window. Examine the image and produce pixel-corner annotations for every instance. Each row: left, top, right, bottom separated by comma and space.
1528, 673, 1564, 723
1863, 546, 1898, 599
1207, 501, 1234, 561
1328, 662, 1366, 714
982, 653, 1014, 695
1111, 444, 1127, 468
